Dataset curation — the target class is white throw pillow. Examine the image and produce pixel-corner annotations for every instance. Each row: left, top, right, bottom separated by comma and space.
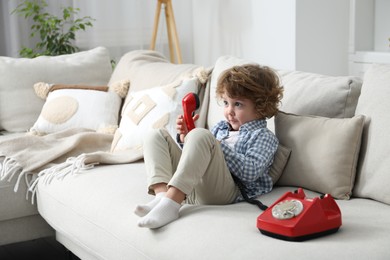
111, 77, 201, 152
275, 111, 365, 200
0, 47, 112, 132
29, 81, 129, 135
353, 64, 390, 205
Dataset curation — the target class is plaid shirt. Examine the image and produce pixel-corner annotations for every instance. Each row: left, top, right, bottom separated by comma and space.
211, 119, 278, 199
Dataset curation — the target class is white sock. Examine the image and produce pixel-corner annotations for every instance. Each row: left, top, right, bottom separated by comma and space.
134, 192, 166, 217
137, 197, 181, 229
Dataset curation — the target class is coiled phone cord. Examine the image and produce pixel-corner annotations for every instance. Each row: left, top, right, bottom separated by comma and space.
231, 174, 268, 211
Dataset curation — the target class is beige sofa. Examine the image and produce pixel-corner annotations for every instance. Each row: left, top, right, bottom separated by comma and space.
1, 47, 390, 259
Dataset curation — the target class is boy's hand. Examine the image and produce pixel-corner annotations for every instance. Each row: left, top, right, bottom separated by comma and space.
176, 114, 199, 143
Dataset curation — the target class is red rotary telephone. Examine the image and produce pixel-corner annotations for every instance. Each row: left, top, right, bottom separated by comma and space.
257, 188, 342, 241
182, 92, 200, 131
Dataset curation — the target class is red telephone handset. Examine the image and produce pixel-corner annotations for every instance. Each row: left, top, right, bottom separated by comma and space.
182, 92, 200, 131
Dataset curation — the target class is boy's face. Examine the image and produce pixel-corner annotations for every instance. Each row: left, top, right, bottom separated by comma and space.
221, 94, 259, 130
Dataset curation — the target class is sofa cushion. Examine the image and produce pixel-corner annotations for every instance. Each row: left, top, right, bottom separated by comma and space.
353, 64, 390, 205
276, 70, 362, 118
0, 176, 40, 222
109, 50, 207, 93
207, 56, 362, 132
0, 47, 112, 132
111, 77, 202, 152
275, 112, 365, 200
36, 163, 390, 259
269, 144, 291, 184
28, 81, 128, 135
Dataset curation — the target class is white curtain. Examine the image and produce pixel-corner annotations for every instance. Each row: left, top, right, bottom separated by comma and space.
0, 0, 34, 57
1, 0, 353, 76
0, 0, 194, 63
191, 0, 254, 67
74, 0, 157, 62
191, 0, 299, 69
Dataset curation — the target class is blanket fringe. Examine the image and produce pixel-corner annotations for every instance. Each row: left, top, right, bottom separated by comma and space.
0, 156, 24, 192
0, 156, 36, 200
28, 154, 98, 204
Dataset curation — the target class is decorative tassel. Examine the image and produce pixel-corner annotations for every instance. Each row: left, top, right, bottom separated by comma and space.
111, 79, 130, 98
194, 67, 210, 84
33, 82, 52, 100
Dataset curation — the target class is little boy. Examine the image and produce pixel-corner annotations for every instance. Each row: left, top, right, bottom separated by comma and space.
135, 64, 284, 228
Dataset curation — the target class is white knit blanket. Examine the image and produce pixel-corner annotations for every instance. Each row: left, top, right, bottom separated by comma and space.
0, 128, 143, 202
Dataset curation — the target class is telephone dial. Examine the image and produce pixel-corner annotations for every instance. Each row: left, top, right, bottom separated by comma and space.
257, 188, 342, 241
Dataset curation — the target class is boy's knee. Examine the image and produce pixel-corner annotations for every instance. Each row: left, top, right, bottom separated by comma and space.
185, 128, 214, 144
144, 128, 168, 145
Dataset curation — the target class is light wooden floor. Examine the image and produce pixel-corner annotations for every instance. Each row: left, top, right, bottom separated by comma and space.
0, 237, 80, 260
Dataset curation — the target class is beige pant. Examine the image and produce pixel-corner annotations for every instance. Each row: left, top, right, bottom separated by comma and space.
143, 128, 239, 205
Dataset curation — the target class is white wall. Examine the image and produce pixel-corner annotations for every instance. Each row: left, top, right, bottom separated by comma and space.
245, 1, 296, 71
192, 0, 350, 76
296, 0, 350, 75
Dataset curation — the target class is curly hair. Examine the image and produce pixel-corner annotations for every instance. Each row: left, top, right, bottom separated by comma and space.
216, 64, 284, 119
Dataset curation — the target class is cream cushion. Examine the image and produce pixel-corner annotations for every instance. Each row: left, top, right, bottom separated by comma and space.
353, 64, 390, 204
0, 47, 112, 132
275, 112, 365, 200
109, 50, 206, 93
111, 77, 201, 152
268, 70, 362, 132
277, 70, 361, 118
269, 144, 291, 184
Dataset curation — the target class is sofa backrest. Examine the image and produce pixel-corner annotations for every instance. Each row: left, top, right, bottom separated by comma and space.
353, 64, 390, 205
205, 56, 367, 201
206, 55, 363, 131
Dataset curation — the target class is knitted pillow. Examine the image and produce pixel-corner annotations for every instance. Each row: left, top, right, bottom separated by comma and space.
111, 77, 202, 152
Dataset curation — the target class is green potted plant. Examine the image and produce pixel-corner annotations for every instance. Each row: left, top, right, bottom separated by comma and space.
12, 0, 94, 58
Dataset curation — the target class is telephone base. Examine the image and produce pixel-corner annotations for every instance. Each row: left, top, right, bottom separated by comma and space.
259, 227, 340, 242
257, 188, 342, 242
